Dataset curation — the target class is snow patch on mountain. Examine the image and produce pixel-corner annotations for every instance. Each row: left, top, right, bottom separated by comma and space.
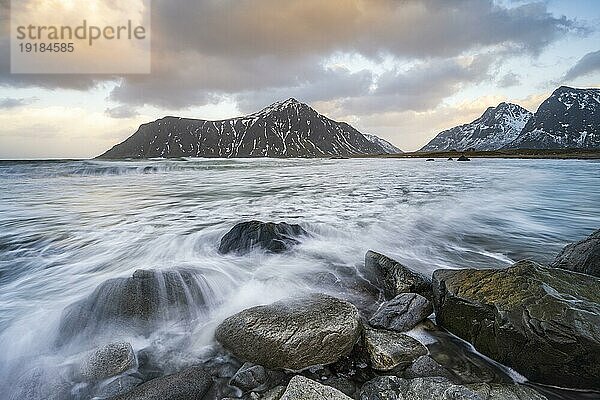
420, 102, 532, 152
363, 134, 403, 153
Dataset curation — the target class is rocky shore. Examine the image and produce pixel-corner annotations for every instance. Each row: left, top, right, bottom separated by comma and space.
12, 222, 600, 399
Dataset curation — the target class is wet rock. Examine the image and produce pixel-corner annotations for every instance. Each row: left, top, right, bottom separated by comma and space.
402, 355, 455, 380
92, 375, 143, 399
111, 366, 212, 400
363, 327, 427, 371
215, 294, 360, 370
364, 251, 432, 300
280, 375, 352, 400
433, 261, 600, 390
467, 382, 548, 399
9, 367, 72, 400
369, 293, 433, 332
79, 342, 136, 381
219, 220, 307, 254
551, 229, 600, 277
359, 377, 547, 400
230, 362, 285, 393
457, 155, 471, 161
56, 269, 216, 345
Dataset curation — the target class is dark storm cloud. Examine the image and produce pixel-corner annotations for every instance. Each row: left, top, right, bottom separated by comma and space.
564, 50, 600, 81
0, 0, 582, 111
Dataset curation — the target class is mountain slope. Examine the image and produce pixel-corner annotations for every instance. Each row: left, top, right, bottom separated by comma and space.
98, 99, 388, 159
420, 102, 532, 152
505, 86, 600, 149
363, 134, 403, 153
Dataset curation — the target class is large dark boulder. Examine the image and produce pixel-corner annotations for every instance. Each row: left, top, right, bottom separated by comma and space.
111, 366, 212, 400
364, 251, 433, 300
57, 269, 215, 345
215, 294, 360, 370
551, 229, 600, 277
218, 220, 307, 254
369, 293, 433, 332
433, 261, 600, 390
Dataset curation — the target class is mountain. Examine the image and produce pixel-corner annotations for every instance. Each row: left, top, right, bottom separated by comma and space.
98, 98, 389, 159
363, 134, 403, 153
505, 86, 600, 149
420, 102, 532, 152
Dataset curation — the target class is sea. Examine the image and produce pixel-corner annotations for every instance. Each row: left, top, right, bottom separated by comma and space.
0, 157, 599, 399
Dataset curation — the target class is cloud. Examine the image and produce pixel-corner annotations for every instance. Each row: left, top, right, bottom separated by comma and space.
0, 0, 581, 112
105, 104, 139, 119
337, 55, 493, 115
0, 97, 36, 109
497, 72, 520, 87
564, 50, 600, 81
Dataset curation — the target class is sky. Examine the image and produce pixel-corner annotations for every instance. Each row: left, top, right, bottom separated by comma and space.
0, 0, 600, 159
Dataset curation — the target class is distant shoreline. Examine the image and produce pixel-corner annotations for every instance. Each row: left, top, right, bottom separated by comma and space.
2, 148, 600, 162
362, 148, 600, 160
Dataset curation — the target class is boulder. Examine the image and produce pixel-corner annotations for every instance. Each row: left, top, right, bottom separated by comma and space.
111, 366, 212, 400
363, 327, 427, 371
551, 229, 600, 277
359, 377, 546, 400
229, 362, 284, 393
280, 375, 352, 400
56, 269, 215, 345
369, 293, 433, 332
215, 294, 360, 370
457, 155, 471, 161
401, 355, 455, 380
79, 342, 136, 381
364, 251, 433, 300
219, 220, 307, 254
433, 261, 600, 389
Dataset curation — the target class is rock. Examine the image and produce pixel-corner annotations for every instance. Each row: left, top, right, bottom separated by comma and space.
551, 229, 600, 277
363, 327, 427, 371
215, 294, 360, 370
9, 367, 72, 400
457, 155, 471, 161
280, 375, 353, 400
218, 220, 307, 254
369, 293, 433, 332
433, 261, 600, 389
110, 366, 212, 400
259, 385, 287, 400
229, 362, 284, 393
467, 382, 548, 399
79, 342, 136, 381
448, 157, 453, 161
56, 269, 217, 345
402, 355, 455, 380
359, 377, 546, 400
364, 251, 433, 300
426, 158, 435, 161
92, 375, 143, 399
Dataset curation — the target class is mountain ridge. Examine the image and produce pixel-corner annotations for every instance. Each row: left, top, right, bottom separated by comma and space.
98, 98, 394, 159
419, 102, 533, 152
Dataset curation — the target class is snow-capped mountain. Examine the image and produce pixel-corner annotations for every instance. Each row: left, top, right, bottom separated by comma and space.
505, 86, 600, 149
363, 134, 403, 154
98, 99, 389, 159
420, 102, 532, 152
